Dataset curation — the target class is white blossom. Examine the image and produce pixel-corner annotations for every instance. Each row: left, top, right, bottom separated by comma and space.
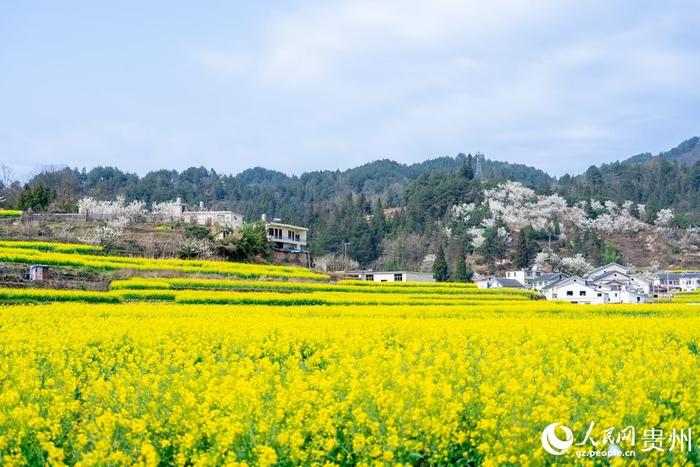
655, 208, 674, 227
560, 254, 592, 276
481, 217, 496, 228
589, 199, 604, 211
152, 200, 184, 220
467, 227, 485, 249
534, 250, 562, 272
449, 203, 476, 224
78, 196, 145, 221
80, 217, 128, 252
179, 237, 213, 259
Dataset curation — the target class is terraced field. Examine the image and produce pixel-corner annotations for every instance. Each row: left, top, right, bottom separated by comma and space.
0, 241, 698, 465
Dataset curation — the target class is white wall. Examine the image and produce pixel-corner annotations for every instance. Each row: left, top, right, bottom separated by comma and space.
551, 283, 607, 304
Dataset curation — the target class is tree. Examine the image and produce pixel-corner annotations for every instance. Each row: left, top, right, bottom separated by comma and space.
371, 199, 387, 235
18, 184, 55, 212
461, 154, 475, 180
601, 244, 624, 264
453, 248, 472, 282
216, 221, 271, 261
582, 229, 604, 265
511, 226, 540, 269
433, 245, 449, 282
81, 217, 128, 253
585, 165, 604, 194
561, 254, 592, 276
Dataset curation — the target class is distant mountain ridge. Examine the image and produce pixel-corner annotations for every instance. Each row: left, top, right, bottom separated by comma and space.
623, 136, 700, 166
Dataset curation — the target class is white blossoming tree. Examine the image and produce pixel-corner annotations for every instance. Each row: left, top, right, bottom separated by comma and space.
654, 208, 674, 228
560, 254, 592, 276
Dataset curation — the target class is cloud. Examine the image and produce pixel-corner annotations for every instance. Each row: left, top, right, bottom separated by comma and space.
5, 1, 700, 177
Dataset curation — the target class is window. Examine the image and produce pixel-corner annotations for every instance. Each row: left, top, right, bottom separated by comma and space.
579, 291, 586, 296
597, 293, 602, 297
394, 273, 403, 282
566, 291, 574, 296
365, 274, 374, 281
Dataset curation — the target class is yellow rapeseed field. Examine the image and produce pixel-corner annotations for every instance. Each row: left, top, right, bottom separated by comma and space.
0, 302, 698, 466
0, 244, 328, 281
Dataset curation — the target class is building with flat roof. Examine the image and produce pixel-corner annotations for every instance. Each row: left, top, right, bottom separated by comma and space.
343, 271, 435, 283
264, 216, 308, 251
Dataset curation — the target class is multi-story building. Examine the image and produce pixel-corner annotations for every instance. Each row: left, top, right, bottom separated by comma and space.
264, 217, 308, 251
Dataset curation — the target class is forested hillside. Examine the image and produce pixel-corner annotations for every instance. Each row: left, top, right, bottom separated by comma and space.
2, 138, 699, 272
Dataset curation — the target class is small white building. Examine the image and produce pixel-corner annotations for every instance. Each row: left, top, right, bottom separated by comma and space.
533, 273, 569, 291
265, 217, 308, 251
541, 276, 609, 304
346, 271, 435, 282
162, 198, 243, 230
679, 273, 700, 291
620, 289, 650, 304
629, 276, 653, 295
184, 210, 243, 230
26, 264, 51, 281
475, 276, 526, 289
585, 263, 629, 281
504, 267, 542, 287
654, 273, 683, 292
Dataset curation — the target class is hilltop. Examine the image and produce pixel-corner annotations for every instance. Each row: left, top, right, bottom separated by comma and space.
1, 137, 699, 274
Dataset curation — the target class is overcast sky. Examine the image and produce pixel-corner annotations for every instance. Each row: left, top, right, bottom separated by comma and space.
1, 1, 699, 180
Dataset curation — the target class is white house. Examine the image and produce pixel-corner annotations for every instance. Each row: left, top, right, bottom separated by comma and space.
541, 276, 609, 304
533, 273, 569, 291
589, 270, 631, 286
629, 276, 653, 295
264, 217, 308, 251
654, 273, 683, 292
346, 271, 435, 283
160, 198, 243, 230
537, 263, 654, 304
655, 272, 700, 292
504, 266, 542, 287
475, 276, 526, 289
585, 263, 628, 281
679, 273, 700, 291
586, 262, 653, 300
184, 209, 243, 230
620, 289, 650, 304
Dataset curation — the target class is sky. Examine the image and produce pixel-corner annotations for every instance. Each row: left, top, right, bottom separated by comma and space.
1, 1, 699, 180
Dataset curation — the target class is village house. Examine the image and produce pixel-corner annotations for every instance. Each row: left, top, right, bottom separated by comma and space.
533, 272, 569, 292
475, 276, 526, 289
654, 272, 700, 292
174, 199, 243, 230
263, 215, 308, 251
541, 276, 609, 304
504, 266, 542, 287
539, 263, 653, 304
679, 273, 700, 291
345, 271, 435, 283
585, 262, 628, 281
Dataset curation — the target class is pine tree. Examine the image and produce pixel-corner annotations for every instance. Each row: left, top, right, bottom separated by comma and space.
433, 245, 449, 282
371, 199, 386, 235
461, 154, 475, 180
512, 229, 529, 269
453, 248, 472, 282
